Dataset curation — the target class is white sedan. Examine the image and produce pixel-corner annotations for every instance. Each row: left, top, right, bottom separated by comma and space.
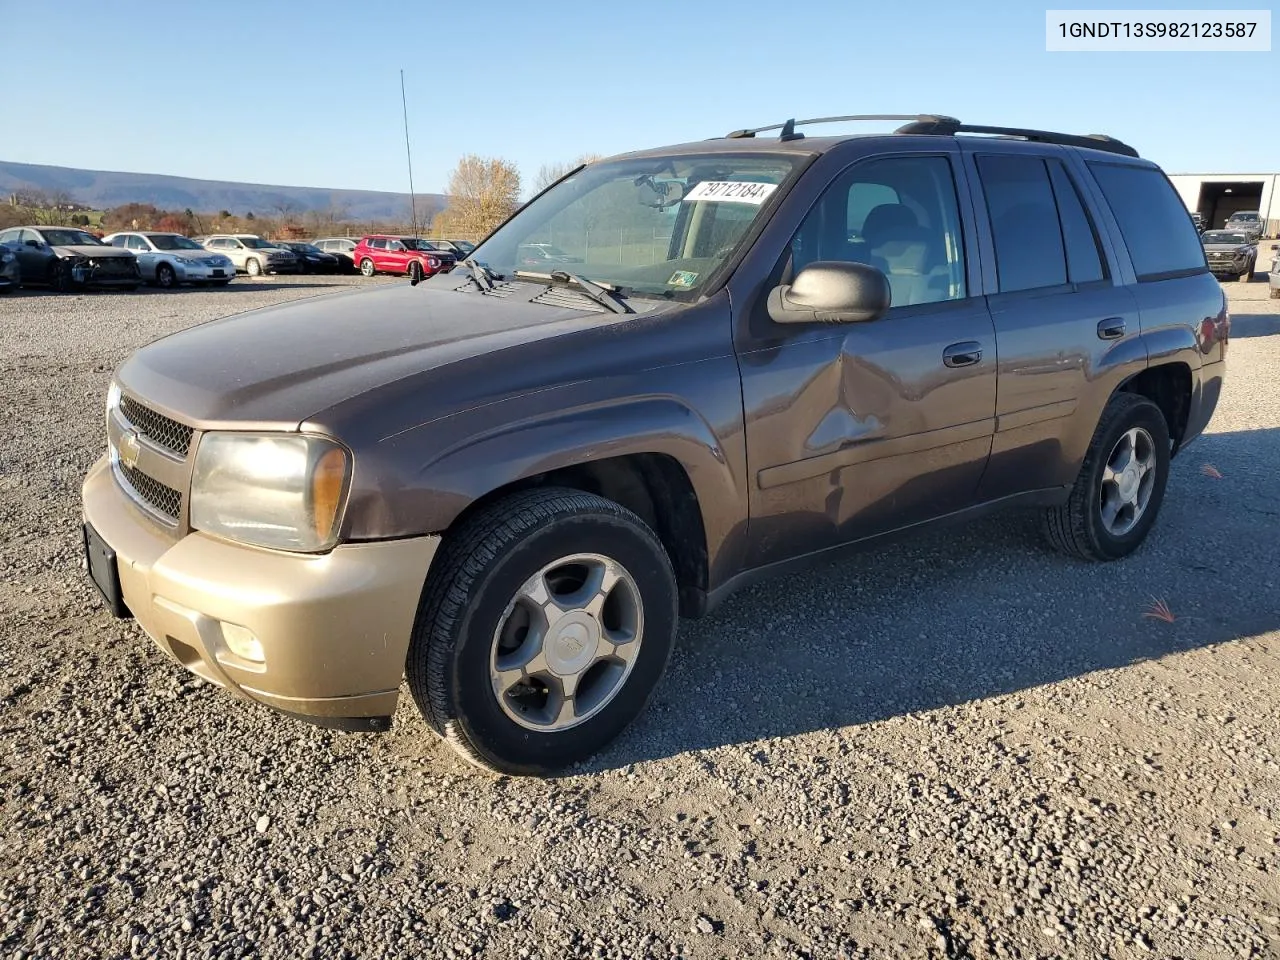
103, 232, 236, 288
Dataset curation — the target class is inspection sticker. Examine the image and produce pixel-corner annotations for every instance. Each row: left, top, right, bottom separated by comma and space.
667, 270, 699, 288
683, 180, 778, 205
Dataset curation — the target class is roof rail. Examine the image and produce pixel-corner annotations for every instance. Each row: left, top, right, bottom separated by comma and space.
719, 114, 1139, 158
894, 117, 1140, 158
723, 114, 960, 141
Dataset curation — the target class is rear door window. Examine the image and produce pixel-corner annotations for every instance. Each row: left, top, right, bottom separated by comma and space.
1086, 163, 1207, 281
974, 155, 1068, 293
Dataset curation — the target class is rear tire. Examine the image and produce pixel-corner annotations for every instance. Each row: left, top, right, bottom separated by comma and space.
1042, 393, 1171, 562
360, 258, 376, 277
406, 487, 678, 776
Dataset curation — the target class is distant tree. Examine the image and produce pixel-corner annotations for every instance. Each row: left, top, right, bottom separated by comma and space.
70, 213, 90, 226
218, 210, 232, 219
103, 203, 162, 232
154, 214, 190, 233
533, 153, 604, 193
434, 155, 522, 241
245, 211, 255, 221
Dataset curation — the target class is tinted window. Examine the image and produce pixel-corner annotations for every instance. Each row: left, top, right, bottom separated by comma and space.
975, 155, 1067, 293
369, 239, 386, 249
1046, 162, 1106, 284
1087, 163, 1207, 280
789, 155, 967, 307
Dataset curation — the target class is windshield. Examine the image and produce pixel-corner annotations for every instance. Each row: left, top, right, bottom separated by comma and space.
42, 229, 102, 246
452, 240, 475, 254
1202, 231, 1248, 244
469, 153, 802, 297
1227, 213, 1258, 222
150, 234, 204, 251
241, 237, 275, 249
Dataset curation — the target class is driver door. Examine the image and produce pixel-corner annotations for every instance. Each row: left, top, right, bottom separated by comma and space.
738, 152, 997, 567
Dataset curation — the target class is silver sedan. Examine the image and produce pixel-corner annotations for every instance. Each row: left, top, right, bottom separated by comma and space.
103, 232, 236, 288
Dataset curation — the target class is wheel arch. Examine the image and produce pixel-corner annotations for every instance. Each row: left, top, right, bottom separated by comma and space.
359, 397, 744, 617
1116, 360, 1194, 453
452, 451, 710, 617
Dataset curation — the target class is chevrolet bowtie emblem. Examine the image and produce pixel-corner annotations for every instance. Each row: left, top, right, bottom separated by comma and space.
118, 429, 142, 470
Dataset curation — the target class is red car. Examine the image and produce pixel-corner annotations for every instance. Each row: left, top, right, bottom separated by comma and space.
353, 235, 456, 281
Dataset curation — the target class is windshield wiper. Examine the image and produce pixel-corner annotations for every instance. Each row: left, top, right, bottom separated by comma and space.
459, 258, 495, 292
514, 269, 630, 314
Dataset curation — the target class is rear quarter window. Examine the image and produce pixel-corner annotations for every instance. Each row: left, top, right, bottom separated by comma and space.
1087, 163, 1207, 281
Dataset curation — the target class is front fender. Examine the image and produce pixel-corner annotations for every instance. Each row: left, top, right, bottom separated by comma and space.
345, 384, 749, 588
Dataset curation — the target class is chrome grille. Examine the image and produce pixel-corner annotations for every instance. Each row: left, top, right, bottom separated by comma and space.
119, 395, 193, 456
118, 463, 181, 521
90, 257, 139, 279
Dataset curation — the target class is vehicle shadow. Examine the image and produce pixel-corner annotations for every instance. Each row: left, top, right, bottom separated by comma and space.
1230, 312, 1280, 338
591, 426, 1280, 772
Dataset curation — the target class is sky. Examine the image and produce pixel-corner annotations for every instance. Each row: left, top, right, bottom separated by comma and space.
3, 1, 1277, 197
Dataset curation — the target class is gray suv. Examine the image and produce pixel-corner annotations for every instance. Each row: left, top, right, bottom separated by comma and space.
82, 115, 1225, 775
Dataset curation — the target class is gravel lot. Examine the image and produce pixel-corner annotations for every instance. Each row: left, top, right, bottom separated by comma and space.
2, 272, 1280, 960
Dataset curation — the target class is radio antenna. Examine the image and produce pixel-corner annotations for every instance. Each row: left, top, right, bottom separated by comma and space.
400, 69, 418, 236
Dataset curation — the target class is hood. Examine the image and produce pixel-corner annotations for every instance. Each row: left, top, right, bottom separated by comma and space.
55, 244, 133, 258
116, 280, 664, 429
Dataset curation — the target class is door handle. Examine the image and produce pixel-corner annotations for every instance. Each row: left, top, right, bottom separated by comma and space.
943, 341, 983, 368
1097, 317, 1126, 340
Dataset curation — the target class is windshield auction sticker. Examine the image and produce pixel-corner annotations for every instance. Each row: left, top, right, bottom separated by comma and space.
684, 181, 778, 205
1046, 9, 1271, 50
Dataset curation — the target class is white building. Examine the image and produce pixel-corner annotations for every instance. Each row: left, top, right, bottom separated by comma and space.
1167, 173, 1279, 236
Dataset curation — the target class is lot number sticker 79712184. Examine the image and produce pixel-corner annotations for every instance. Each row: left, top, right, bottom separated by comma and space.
683, 181, 779, 205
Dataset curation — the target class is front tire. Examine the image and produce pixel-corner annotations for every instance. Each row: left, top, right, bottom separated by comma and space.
406, 488, 678, 776
360, 258, 376, 277
408, 260, 423, 283
1042, 393, 1171, 561
246, 258, 262, 277
1241, 261, 1255, 283
50, 260, 71, 292
155, 263, 176, 289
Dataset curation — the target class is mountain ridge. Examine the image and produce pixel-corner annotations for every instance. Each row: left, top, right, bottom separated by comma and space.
0, 159, 443, 221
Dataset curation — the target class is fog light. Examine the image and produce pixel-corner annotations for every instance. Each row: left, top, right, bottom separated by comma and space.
220, 622, 264, 663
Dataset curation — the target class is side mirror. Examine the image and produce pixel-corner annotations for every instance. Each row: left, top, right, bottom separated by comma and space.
24, 239, 42, 248
767, 261, 891, 325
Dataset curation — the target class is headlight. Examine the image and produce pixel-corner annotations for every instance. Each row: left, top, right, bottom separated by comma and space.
190, 433, 351, 552
105, 381, 121, 430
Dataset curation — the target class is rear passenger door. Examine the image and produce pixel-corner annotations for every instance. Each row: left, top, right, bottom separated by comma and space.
962, 146, 1144, 500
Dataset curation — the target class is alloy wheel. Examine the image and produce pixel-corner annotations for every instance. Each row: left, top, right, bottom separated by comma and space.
490, 553, 644, 732
1099, 426, 1157, 537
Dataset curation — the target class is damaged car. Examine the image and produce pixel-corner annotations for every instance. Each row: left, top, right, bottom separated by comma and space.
0, 226, 141, 291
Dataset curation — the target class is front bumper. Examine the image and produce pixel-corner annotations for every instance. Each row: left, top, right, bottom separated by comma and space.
81, 455, 439, 727
175, 262, 233, 282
